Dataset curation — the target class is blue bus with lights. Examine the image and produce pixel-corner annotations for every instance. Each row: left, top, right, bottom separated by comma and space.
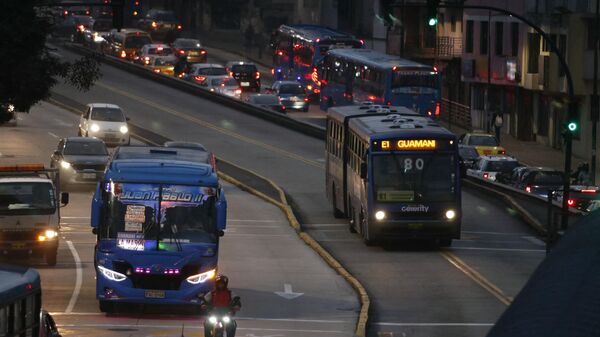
318, 48, 442, 116
90, 144, 226, 312
326, 105, 460, 246
270, 24, 363, 98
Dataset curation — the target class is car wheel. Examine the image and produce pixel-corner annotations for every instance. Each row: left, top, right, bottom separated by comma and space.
360, 210, 376, 246
99, 301, 114, 313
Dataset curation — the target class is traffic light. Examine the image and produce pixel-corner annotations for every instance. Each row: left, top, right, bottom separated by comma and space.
566, 109, 579, 134
426, 0, 440, 26
111, 0, 124, 30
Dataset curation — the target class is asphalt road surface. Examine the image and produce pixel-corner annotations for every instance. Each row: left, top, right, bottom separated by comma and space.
48, 44, 547, 337
0, 102, 357, 337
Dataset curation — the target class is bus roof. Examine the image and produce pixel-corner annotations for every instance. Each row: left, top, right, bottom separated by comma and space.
327, 48, 433, 71
106, 145, 218, 186
278, 24, 359, 43
328, 105, 455, 140
0, 265, 40, 306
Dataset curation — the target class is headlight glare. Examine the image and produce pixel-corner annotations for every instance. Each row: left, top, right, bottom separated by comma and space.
186, 269, 216, 284
222, 316, 231, 323
98, 265, 127, 282
45, 230, 58, 239
120, 125, 129, 134
90, 123, 100, 132
60, 161, 71, 169
375, 210, 386, 221
208, 316, 218, 324
445, 209, 456, 220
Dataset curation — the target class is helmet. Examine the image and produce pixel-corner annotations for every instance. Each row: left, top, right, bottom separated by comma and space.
215, 274, 228, 287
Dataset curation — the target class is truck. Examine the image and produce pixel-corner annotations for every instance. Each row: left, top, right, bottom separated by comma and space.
90, 144, 227, 312
0, 164, 70, 266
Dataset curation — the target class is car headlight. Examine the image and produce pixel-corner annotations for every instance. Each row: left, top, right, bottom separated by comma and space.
60, 160, 71, 169
208, 316, 218, 324
90, 123, 100, 132
445, 209, 456, 220
375, 210, 386, 221
222, 316, 231, 324
45, 229, 58, 239
120, 125, 129, 134
186, 269, 216, 284
98, 265, 127, 282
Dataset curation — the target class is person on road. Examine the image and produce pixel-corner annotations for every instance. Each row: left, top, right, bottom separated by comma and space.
202, 275, 241, 337
493, 112, 504, 143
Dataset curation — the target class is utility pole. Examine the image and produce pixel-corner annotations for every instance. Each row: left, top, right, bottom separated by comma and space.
591, 0, 599, 184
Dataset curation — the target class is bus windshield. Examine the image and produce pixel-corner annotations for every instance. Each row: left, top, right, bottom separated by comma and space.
101, 183, 217, 245
0, 182, 55, 215
372, 154, 456, 202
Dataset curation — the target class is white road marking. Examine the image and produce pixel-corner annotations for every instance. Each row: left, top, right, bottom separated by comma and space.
228, 219, 279, 222
55, 323, 345, 334
47, 132, 59, 139
62, 216, 91, 219
65, 240, 83, 314
522, 236, 546, 247
274, 283, 304, 300
462, 230, 527, 236
303, 223, 348, 227
450, 246, 545, 253
374, 322, 494, 327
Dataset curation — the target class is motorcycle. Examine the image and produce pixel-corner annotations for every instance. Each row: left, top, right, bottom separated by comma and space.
203, 296, 241, 337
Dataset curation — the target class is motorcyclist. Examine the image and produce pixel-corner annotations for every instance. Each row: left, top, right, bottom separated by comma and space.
202, 275, 241, 337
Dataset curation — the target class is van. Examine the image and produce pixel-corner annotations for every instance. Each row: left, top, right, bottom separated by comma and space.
106, 28, 152, 60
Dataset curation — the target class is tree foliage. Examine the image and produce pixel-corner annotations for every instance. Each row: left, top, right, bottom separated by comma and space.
0, 0, 101, 113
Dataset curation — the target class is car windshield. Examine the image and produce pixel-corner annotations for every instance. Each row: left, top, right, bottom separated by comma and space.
93, 20, 112, 31
92, 107, 125, 122
373, 154, 456, 202
100, 183, 218, 245
231, 65, 257, 73
252, 95, 279, 104
0, 183, 55, 216
148, 47, 173, 55
485, 160, 520, 173
469, 135, 499, 146
154, 58, 173, 66
195, 67, 227, 76
176, 39, 201, 48
154, 12, 177, 21
532, 172, 564, 185
279, 84, 304, 95
64, 141, 108, 155
125, 35, 152, 49
459, 147, 479, 159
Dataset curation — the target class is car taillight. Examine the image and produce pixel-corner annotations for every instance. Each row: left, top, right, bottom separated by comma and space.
581, 189, 597, 193
368, 95, 376, 101
568, 199, 575, 206
483, 173, 489, 179
525, 186, 531, 193
179, 50, 185, 55
153, 68, 161, 73
194, 76, 206, 82
200, 50, 206, 55
427, 110, 433, 117
151, 21, 157, 28
85, 10, 90, 15
314, 88, 320, 94
235, 89, 242, 94
63, 10, 69, 16
304, 97, 309, 102
255, 71, 260, 80
78, 24, 85, 32
177, 24, 182, 30
499, 150, 506, 154
387, 101, 392, 106
120, 50, 126, 58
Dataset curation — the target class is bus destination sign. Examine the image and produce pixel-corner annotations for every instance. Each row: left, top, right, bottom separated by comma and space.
378, 139, 437, 151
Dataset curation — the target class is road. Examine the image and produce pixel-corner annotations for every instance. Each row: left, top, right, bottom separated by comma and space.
0, 102, 357, 336
49, 44, 547, 337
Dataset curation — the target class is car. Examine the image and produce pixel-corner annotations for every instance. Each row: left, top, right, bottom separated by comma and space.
172, 38, 207, 63
458, 132, 506, 156
69, 6, 91, 16
213, 77, 242, 99
50, 137, 109, 189
104, 28, 153, 60
515, 167, 565, 198
556, 185, 600, 212
244, 94, 286, 113
458, 145, 479, 177
148, 57, 175, 75
268, 81, 309, 112
467, 155, 521, 182
135, 43, 176, 65
225, 61, 260, 92
82, 17, 112, 50
78, 103, 131, 146
53, 15, 94, 43
137, 9, 182, 42
184, 63, 229, 87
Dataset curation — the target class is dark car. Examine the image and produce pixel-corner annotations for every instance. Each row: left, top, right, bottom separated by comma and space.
517, 168, 565, 198
50, 137, 109, 189
558, 185, 600, 211
244, 94, 286, 113
137, 9, 182, 42
225, 61, 261, 92
54, 15, 94, 43
82, 18, 112, 49
269, 81, 309, 112
172, 38, 207, 63
458, 145, 479, 177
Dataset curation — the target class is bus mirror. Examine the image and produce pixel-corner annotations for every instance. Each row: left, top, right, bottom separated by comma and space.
360, 163, 368, 180
90, 183, 103, 229
60, 192, 69, 205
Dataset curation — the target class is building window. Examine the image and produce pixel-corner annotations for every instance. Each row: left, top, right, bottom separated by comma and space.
480, 21, 489, 55
511, 22, 519, 57
587, 20, 597, 50
527, 32, 540, 74
466, 20, 474, 53
451, 15, 456, 32
495, 22, 503, 56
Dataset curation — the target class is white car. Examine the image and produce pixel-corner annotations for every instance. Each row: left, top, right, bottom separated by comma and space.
213, 77, 242, 99
185, 63, 228, 87
79, 103, 130, 146
135, 43, 176, 65
466, 155, 521, 182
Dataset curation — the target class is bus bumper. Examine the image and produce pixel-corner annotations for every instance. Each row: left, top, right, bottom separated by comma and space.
1, 239, 59, 256
371, 220, 461, 241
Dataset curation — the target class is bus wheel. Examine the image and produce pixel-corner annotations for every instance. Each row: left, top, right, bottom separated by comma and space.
331, 187, 344, 218
438, 239, 452, 247
360, 211, 376, 246
45, 249, 57, 266
99, 301, 114, 313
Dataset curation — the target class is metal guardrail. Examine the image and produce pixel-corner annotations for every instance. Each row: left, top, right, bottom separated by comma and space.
440, 98, 472, 131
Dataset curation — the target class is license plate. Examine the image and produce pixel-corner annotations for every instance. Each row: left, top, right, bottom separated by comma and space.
241, 82, 250, 87
145, 290, 165, 299
11, 243, 26, 249
82, 173, 96, 179
189, 51, 198, 55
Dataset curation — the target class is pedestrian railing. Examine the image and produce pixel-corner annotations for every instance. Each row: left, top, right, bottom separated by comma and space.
440, 98, 472, 131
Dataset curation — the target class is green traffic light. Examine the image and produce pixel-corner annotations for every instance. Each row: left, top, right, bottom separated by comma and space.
568, 122, 578, 132
428, 17, 438, 26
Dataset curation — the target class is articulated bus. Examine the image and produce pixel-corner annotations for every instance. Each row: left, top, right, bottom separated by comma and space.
326, 105, 461, 246
270, 24, 363, 98
90, 144, 226, 312
318, 48, 442, 116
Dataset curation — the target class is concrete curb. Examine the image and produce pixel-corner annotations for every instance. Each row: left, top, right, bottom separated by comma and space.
46, 97, 369, 337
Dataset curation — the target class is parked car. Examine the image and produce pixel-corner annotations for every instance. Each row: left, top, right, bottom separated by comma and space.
50, 137, 110, 189
458, 132, 506, 156
268, 81, 309, 112
244, 94, 286, 113
467, 155, 521, 182
172, 38, 207, 63
458, 145, 479, 177
78, 103, 130, 146
225, 61, 260, 92
137, 9, 182, 42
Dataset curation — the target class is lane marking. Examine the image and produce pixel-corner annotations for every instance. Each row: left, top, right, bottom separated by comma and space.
61, 216, 91, 219
49, 312, 349, 323
95, 81, 323, 169
462, 230, 529, 236
440, 251, 513, 306
55, 323, 345, 333
65, 240, 83, 314
522, 236, 546, 247
450, 246, 545, 253
374, 322, 494, 327
47, 132, 59, 139
228, 219, 279, 222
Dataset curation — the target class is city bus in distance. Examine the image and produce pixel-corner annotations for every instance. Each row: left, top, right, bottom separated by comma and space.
0, 265, 61, 337
270, 24, 363, 98
326, 105, 461, 246
90, 144, 226, 312
318, 48, 441, 116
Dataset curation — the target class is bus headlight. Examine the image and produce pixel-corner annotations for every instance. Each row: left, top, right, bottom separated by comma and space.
98, 265, 127, 282
186, 269, 216, 284
222, 316, 231, 323
119, 125, 129, 134
375, 210, 386, 221
208, 316, 218, 324
445, 209, 456, 220
90, 123, 100, 132
60, 160, 71, 169
45, 230, 58, 239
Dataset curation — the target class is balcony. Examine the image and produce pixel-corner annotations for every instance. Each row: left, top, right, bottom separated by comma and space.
404, 35, 463, 60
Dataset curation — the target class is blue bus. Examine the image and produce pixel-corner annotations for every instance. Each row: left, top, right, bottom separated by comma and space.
90, 145, 227, 312
326, 105, 461, 246
318, 49, 442, 116
270, 24, 363, 98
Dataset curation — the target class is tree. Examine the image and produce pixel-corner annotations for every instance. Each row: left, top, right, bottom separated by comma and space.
0, 0, 101, 119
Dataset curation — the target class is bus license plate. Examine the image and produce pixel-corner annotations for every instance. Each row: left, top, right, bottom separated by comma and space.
145, 290, 165, 299
241, 82, 250, 87
11, 243, 26, 249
